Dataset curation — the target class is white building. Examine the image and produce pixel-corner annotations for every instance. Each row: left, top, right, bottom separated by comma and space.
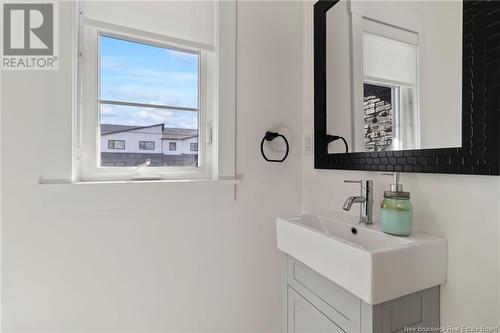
161, 127, 198, 156
100, 124, 198, 156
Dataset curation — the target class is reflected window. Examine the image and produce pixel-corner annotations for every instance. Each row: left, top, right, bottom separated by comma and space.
362, 27, 419, 151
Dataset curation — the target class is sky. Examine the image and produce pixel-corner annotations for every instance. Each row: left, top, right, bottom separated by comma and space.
99, 35, 199, 129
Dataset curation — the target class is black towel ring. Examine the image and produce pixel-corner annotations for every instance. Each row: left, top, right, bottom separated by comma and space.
260, 131, 289, 162
327, 134, 349, 153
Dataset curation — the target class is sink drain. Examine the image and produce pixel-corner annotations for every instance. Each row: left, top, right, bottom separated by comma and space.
351, 227, 358, 235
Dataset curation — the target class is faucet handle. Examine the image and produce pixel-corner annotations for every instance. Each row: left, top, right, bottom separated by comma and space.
344, 180, 373, 192
344, 180, 372, 185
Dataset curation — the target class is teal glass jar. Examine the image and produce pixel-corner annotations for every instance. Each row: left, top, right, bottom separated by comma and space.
380, 192, 413, 236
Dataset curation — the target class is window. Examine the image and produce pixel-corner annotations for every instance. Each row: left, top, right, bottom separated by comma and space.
77, 2, 236, 182
79, 28, 210, 180
169, 142, 177, 151
348, 16, 420, 153
190, 143, 198, 151
362, 32, 418, 151
108, 140, 125, 149
139, 141, 155, 150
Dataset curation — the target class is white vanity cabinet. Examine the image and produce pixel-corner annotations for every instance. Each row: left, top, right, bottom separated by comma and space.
286, 257, 440, 333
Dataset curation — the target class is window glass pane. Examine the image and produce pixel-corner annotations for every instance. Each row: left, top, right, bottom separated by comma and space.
99, 35, 199, 109
139, 141, 155, 150
100, 104, 198, 167
108, 140, 125, 149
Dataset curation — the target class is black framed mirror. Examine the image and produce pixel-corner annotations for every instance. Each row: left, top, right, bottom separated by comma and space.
314, 0, 500, 175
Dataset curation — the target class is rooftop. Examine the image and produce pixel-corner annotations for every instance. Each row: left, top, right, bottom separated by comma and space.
100, 124, 197, 140
162, 127, 198, 140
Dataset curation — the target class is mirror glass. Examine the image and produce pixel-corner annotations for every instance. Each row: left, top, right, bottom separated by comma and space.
326, 1, 462, 153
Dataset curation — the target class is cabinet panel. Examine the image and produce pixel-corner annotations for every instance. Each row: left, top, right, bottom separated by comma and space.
376, 287, 440, 333
287, 258, 359, 318
288, 287, 346, 333
288, 257, 360, 331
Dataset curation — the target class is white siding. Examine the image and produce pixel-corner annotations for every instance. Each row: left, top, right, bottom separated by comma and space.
181, 137, 198, 155
161, 137, 198, 155
101, 125, 163, 154
162, 139, 180, 155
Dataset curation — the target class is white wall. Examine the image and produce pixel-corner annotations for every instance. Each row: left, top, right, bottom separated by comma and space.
302, 1, 500, 327
1, 1, 303, 331
326, 0, 353, 154
411, 0, 462, 150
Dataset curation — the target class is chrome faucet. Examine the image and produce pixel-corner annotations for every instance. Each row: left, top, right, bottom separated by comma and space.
343, 180, 374, 225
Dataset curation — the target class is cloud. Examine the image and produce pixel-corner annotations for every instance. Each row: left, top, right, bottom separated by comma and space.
100, 56, 133, 71
100, 105, 114, 114
101, 84, 197, 108
100, 55, 198, 108
102, 61, 198, 84
100, 104, 198, 129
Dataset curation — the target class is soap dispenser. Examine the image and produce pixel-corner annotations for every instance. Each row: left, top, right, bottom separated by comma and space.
380, 173, 413, 236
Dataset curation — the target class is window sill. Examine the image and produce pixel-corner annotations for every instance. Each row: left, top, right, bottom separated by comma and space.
35, 177, 239, 202
38, 177, 240, 186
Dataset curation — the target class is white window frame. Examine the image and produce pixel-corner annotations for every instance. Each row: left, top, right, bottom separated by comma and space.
79, 24, 213, 181
73, 1, 237, 183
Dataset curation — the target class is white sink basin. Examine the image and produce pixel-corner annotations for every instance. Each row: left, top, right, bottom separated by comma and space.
276, 212, 447, 305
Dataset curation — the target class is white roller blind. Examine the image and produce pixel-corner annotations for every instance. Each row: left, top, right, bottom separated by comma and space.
83, 1, 215, 47
363, 33, 417, 86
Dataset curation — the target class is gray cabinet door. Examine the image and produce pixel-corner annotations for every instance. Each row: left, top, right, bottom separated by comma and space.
287, 257, 359, 332
288, 287, 345, 333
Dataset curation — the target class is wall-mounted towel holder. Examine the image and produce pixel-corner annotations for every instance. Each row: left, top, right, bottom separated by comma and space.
260, 131, 289, 162
327, 134, 349, 153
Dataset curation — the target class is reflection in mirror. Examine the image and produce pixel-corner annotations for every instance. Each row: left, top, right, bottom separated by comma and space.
326, 1, 462, 153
